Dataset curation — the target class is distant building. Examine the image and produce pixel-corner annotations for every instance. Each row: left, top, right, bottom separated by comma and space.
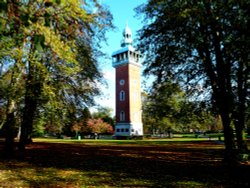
112, 24, 143, 138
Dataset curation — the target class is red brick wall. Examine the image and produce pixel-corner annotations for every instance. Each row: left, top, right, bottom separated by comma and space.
115, 64, 130, 123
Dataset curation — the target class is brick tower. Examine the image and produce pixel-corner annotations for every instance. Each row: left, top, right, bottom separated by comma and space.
112, 24, 143, 138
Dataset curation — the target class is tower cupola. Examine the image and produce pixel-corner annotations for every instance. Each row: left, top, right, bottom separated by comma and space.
112, 24, 141, 68
121, 23, 132, 47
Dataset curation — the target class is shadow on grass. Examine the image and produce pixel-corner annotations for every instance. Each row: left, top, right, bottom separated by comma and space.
0, 140, 249, 187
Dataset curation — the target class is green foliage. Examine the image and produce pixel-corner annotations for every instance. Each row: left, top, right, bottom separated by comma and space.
142, 83, 220, 134
92, 106, 115, 126
137, 0, 249, 157
0, 0, 113, 149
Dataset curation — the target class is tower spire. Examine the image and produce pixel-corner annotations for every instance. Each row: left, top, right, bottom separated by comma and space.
121, 23, 132, 47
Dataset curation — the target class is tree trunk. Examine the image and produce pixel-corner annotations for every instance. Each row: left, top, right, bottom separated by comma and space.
3, 100, 16, 157
235, 124, 246, 152
18, 60, 40, 150
18, 83, 38, 150
234, 60, 248, 153
205, 2, 238, 161
234, 110, 248, 153
220, 111, 236, 162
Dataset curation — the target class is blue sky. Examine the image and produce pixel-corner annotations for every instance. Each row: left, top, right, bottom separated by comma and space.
102, 0, 146, 53
94, 0, 147, 114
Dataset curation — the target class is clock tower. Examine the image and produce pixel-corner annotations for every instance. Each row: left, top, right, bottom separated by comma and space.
112, 24, 143, 138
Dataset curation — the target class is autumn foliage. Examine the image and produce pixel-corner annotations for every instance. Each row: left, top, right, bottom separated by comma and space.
71, 118, 113, 135
86, 118, 113, 134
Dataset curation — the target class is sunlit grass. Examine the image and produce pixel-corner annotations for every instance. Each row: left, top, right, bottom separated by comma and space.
175, 181, 206, 187
0, 161, 156, 187
0, 162, 211, 187
34, 137, 214, 144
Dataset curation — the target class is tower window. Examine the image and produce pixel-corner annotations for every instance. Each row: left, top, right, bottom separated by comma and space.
120, 111, 125, 121
120, 90, 125, 101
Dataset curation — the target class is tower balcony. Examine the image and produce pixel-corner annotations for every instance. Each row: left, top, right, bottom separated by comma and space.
112, 46, 141, 68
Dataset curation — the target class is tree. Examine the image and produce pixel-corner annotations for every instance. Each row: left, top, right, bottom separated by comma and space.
0, 0, 113, 153
0, 58, 24, 155
86, 118, 113, 137
142, 82, 183, 134
69, 107, 92, 137
136, 0, 249, 161
71, 122, 82, 138
142, 82, 218, 135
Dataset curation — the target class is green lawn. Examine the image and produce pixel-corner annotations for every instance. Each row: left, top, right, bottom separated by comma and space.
34, 136, 220, 143
0, 138, 249, 187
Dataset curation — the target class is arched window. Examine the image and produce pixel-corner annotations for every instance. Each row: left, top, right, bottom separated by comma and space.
120, 111, 125, 121
120, 90, 125, 101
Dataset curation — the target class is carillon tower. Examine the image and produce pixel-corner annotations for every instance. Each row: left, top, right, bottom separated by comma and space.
112, 24, 143, 138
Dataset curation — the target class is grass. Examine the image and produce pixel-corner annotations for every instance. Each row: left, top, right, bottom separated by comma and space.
34, 136, 217, 144
0, 138, 249, 187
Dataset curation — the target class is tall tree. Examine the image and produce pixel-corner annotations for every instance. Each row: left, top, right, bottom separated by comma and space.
0, 0, 113, 152
142, 82, 216, 134
142, 81, 182, 134
136, 0, 249, 161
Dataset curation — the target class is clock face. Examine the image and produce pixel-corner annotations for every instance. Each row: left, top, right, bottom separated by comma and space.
119, 79, 125, 85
